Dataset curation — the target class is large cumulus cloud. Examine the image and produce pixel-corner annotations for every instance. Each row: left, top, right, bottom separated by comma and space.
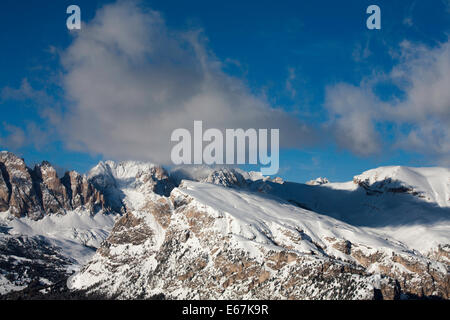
59, 0, 317, 164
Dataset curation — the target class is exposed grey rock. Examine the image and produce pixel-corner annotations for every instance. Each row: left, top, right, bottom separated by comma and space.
0, 151, 109, 219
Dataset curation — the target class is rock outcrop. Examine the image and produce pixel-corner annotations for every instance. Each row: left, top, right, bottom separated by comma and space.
0, 151, 108, 219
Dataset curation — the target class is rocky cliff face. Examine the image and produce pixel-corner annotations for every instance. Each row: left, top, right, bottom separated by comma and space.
201, 168, 248, 188
0, 152, 43, 219
0, 151, 108, 219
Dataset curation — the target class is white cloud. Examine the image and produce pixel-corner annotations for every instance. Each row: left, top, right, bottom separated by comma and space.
325, 83, 383, 156
325, 39, 450, 162
58, 0, 317, 164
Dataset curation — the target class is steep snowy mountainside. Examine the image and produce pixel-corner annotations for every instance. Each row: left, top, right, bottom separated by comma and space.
69, 180, 449, 300
165, 165, 450, 255
169, 165, 449, 253
186, 165, 449, 211
0, 151, 118, 256
240, 166, 450, 231
1, 151, 449, 299
0, 234, 75, 295
171, 166, 283, 188
0, 151, 121, 295
0, 208, 118, 294
178, 181, 412, 254
0, 154, 176, 296
0, 210, 117, 262
350, 166, 450, 207
0, 151, 119, 266
179, 180, 450, 254
88, 160, 174, 212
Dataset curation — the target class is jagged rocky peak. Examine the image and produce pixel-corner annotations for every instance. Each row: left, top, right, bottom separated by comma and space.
92, 160, 167, 181
0, 151, 43, 219
0, 151, 108, 220
34, 161, 71, 215
61, 170, 107, 213
88, 160, 174, 197
0, 161, 11, 212
244, 171, 284, 184
306, 177, 329, 186
171, 166, 283, 188
202, 168, 248, 187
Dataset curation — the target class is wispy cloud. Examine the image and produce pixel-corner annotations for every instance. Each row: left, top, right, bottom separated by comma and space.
1, 78, 53, 106
285, 67, 297, 98
352, 40, 371, 62
0, 123, 26, 151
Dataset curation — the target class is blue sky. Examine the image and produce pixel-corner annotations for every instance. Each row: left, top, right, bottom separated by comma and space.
0, 0, 449, 182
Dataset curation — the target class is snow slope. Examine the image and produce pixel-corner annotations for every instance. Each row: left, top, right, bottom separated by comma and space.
180, 181, 412, 256
69, 178, 449, 299
0, 209, 117, 267
179, 180, 449, 258
244, 166, 449, 231
350, 166, 450, 207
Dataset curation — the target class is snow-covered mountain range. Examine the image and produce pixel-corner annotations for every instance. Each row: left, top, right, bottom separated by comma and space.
0, 151, 448, 299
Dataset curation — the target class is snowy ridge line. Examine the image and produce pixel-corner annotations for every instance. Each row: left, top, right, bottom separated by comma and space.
175, 180, 441, 259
